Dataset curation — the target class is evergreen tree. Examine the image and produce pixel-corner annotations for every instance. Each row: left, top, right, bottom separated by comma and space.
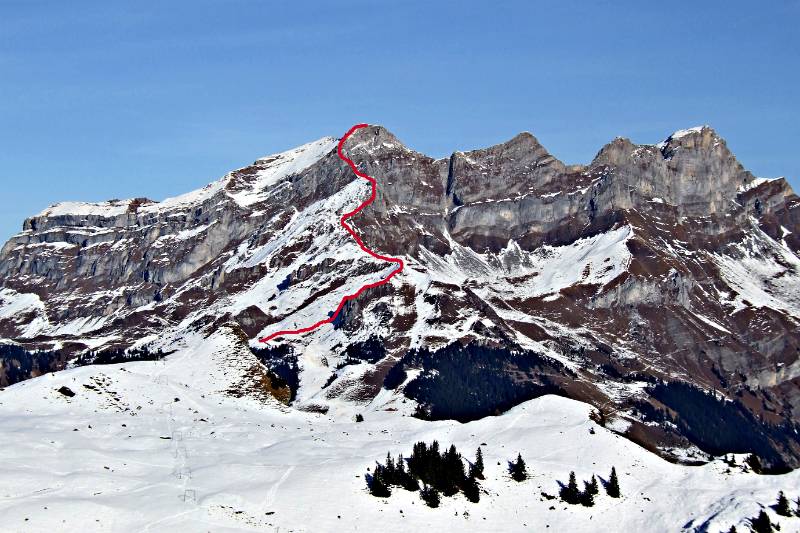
796, 496, 800, 517
471, 447, 485, 480
441, 444, 465, 496
462, 473, 481, 503
510, 453, 527, 482
606, 467, 621, 498
579, 480, 595, 507
560, 471, 581, 504
396, 453, 420, 491
369, 466, 391, 498
354, 413, 364, 422
384, 453, 396, 485
420, 484, 440, 508
586, 475, 599, 496
775, 490, 792, 516
726, 526, 736, 533
749, 509, 773, 533
430, 440, 440, 456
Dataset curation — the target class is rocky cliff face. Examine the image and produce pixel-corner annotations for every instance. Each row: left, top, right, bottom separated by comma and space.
1, 125, 799, 469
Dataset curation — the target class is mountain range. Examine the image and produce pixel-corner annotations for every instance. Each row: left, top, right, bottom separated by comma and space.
1, 124, 799, 476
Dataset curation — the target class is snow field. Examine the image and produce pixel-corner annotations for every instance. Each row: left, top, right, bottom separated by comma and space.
0, 335, 798, 533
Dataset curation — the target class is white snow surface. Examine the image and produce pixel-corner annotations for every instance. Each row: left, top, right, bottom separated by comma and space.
738, 177, 778, 193
0, 288, 49, 338
711, 225, 800, 317
0, 332, 797, 533
420, 225, 633, 299
35, 200, 133, 218
229, 137, 338, 207
669, 126, 706, 140
34, 137, 337, 218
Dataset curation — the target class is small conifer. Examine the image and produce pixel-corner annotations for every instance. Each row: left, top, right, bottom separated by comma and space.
586, 475, 599, 496
606, 467, 621, 498
560, 471, 581, 504
749, 509, 773, 533
420, 484, 440, 508
472, 447, 485, 480
510, 453, 527, 482
775, 491, 792, 516
579, 481, 595, 507
462, 473, 480, 503
369, 466, 391, 498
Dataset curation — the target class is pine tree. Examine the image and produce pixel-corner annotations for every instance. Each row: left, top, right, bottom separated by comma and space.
510, 453, 527, 482
441, 445, 464, 496
396, 453, 420, 491
795, 496, 800, 517
749, 509, 773, 533
775, 490, 792, 516
420, 484, 440, 508
472, 447, 485, 480
579, 480, 595, 507
606, 467, 621, 498
560, 471, 581, 504
462, 473, 480, 503
369, 466, 391, 498
726, 526, 736, 533
586, 475, 599, 496
384, 453, 396, 485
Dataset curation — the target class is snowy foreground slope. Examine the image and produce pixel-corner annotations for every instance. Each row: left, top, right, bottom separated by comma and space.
0, 330, 798, 533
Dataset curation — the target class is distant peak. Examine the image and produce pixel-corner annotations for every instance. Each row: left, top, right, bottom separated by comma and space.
344, 124, 412, 155
659, 125, 722, 147
668, 125, 709, 139
254, 136, 337, 166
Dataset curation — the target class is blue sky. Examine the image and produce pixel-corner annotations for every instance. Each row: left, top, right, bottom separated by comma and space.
1, 1, 798, 242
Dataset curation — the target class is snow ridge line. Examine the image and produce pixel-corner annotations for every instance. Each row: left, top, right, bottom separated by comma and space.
259, 123, 405, 343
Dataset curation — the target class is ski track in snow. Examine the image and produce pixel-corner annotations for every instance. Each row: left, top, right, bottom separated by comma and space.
258, 123, 405, 343
262, 465, 294, 511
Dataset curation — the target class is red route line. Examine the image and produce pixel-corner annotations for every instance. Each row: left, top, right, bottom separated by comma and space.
258, 123, 405, 343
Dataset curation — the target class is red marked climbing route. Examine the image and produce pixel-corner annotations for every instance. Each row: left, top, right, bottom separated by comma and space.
258, 124, 405, 343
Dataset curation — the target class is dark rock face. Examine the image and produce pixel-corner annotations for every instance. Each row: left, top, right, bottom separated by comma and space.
1, 125, 799, 469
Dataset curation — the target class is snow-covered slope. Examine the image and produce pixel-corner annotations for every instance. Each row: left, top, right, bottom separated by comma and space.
1, 332, 798, 533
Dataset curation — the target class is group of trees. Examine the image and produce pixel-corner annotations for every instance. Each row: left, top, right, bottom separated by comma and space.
0, 344, 62, 385
368, 441, 484, 506
647, 381, 795, 473
729, 491, 800, 533
75, 345, 169, 365
370, 445, 624, 513
559, 467, 620, 507
383, 342, 571, 422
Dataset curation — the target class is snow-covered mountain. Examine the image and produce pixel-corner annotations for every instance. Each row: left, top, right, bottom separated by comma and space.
1, 124, 800, 530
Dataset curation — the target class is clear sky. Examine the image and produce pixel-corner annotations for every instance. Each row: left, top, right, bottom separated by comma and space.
1, 1, 798, 242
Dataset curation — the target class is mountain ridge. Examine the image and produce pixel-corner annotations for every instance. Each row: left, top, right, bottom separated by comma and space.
1, 123, 799, 470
